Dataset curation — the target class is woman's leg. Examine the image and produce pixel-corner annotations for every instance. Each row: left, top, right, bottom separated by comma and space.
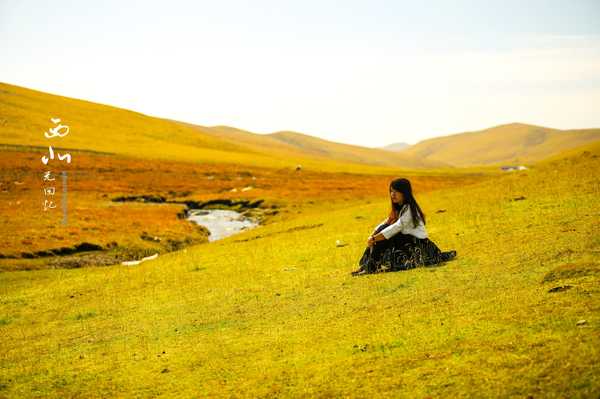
354, 223, 391, 274
417, 238, 457, 266
387, 233, 421, 270
367, 240, 392, 272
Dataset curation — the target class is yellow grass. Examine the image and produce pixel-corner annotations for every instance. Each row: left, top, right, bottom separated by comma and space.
399, 122, 600, 166
1, 82, 452, 174
1, 143, 598, 397
0, 146, 486, 270
189, 124, 451, 169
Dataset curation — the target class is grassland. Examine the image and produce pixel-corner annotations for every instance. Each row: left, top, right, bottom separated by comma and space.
398, 122, 600, 166
0, 143, 487, 271
0, 82, 452, 173
0, 80, 491, 270
0, 141, 598, 397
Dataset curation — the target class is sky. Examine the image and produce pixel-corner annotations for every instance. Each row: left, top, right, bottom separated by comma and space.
1, 0, 599, 147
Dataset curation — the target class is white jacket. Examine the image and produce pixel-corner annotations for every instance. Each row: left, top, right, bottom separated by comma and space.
372, 204, 428, 239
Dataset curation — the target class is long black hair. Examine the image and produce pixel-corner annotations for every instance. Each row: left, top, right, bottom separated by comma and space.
385, 178, 426, 228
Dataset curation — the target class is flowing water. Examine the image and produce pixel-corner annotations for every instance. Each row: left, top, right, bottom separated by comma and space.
187, 209, 259, 242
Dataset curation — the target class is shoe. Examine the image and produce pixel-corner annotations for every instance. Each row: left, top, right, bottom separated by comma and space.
351, 268, 368, 276
441, 250, 457, 262
378, 264, 391, 272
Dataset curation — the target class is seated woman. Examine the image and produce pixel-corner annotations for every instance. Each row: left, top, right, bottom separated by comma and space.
352, 178, 457, 276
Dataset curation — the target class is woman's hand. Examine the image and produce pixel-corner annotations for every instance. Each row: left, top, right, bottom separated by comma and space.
367, 235, 375, 247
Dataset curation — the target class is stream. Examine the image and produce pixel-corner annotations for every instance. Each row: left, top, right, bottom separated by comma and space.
186, 209, 259, 242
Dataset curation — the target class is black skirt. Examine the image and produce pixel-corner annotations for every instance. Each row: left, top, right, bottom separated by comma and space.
358, 223, 456, 273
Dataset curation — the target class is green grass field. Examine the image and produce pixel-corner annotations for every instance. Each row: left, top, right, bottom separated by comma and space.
1, 142, 599, 397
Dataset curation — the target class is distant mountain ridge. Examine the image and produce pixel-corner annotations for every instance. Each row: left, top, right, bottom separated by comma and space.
380, 142, 411, 152
0, 81, 448, 172
391, 123, 600, 166
2, 81, 599, 169
177, 123, 450, 169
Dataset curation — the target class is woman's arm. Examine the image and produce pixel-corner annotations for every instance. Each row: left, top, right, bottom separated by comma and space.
376, 212, 408, 240
368, 232, 387, 246
371, 232, 386, 242
372, 218, 388, 235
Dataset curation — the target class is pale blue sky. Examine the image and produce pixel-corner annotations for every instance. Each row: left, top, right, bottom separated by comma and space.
1, 0, 599, 147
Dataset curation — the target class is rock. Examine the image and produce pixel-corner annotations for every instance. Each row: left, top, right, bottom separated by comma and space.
140, 232, 161, 242
547, 285, 573, 293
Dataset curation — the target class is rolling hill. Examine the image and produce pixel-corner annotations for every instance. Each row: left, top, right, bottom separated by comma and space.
395, 122, 600, 166
0, 82, 447, 173
4, 82, 599, 171
179, 123, 448, 169
380, 142, 411, 152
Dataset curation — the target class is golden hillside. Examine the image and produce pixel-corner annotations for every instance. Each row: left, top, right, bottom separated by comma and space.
537, 139, 600, 164
177, 123, 450, 169
0, 82, 446, 173
398, 122, 600, 166
0, 82, 289, 169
